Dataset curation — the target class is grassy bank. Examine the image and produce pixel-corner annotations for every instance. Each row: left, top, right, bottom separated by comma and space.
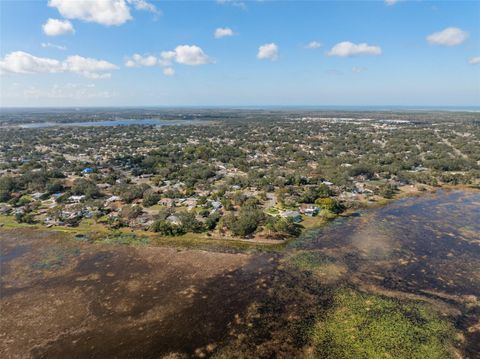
0, 215, 287, 252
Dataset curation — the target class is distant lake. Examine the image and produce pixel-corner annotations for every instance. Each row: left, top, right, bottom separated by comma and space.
19, 119, 198, 128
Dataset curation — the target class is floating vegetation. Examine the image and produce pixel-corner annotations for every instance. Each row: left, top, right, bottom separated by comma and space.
31, 247, 81, 271
100, 233, 150, 245
287, 251, 347, 283
309, 289, 457, 359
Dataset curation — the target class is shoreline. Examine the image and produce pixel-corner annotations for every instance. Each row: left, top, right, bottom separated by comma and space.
1, 184, 478, 252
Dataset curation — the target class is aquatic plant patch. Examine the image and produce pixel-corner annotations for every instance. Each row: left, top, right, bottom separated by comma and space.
310, 289, 457, 359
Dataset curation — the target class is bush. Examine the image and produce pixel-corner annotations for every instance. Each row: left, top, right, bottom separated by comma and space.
15, 212, 35, 224
377, 184, 396, 199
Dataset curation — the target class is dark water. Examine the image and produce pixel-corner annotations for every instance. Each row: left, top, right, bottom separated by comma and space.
19, 119, 197, 128
296, 190, 480, 295
293, 189, 480, 357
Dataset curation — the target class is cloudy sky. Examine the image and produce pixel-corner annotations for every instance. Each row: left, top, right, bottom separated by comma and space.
0, 0, 479, 107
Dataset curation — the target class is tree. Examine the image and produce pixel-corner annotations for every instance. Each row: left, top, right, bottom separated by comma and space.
0, 190, 11, 203
315, 197, 345, 214
143, 190, 160, 207
377, 184, 396, 199
151, 220, 185, 236
265, 216, 301, 238
46, 180, 64, 194
71, 179, 100, 199
349, 164, 375, 179
225, 207, 264, 237
114, 183, 150, 203
178, 211, 204, 233
120, 205, 143, 220
205, 212, 221, 230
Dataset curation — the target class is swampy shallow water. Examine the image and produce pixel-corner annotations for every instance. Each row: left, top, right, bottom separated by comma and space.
0, 189, 479, 358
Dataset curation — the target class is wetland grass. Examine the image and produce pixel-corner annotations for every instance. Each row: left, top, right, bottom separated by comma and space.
309, 289, 457, 359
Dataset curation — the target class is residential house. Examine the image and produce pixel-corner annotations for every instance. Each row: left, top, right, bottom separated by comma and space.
299, 204, 319, 217
280, 210, 302, 223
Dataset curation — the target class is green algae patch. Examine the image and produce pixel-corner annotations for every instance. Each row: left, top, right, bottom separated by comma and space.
286, 251, 347, 283
31, 247, 81, 271
309, 289, 457, 359
100, 233, 151, 246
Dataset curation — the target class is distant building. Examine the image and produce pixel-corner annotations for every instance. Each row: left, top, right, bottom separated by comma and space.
210, 200, 222, 211
82, 167, 94, 174
31, 192, 46, 200
68, 195, 85, 203
159, 198, 175, 208
106, 195, 121, 203
299, 204, 319, 217
166, 215, 182, 225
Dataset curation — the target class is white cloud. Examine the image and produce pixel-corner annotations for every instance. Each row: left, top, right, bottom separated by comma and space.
127, 0, 160, 14
163, 67, 175, 76
0, 51, 118, 79
352, 66, 367, 73
305, 41, 321, 49
216, 0, 246, 10
48, 0, 132, 26
160, 51, 176, 61
125, 46, 211, 76
468, 56, 480, 65
42, 18, 74, 36
41, 42, 67, 51
0, 51, 62, 74
257, 43, 279, 61
385, 0, 399, 5
62, 55, 118, 78
327, 41, 382, 57
125, 54, 158, 67
171, 45, 212, 65
214, 27, 235, 39
426, 27, 468, 46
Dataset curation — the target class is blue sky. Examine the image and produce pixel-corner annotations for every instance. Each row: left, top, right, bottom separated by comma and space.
0, 0, 479, 107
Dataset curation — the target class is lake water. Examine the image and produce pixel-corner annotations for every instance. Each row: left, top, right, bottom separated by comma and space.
296, 189, 480, 297
1, 189, 479, 357
19, 119, 197, 128
293, 189, 480, 356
